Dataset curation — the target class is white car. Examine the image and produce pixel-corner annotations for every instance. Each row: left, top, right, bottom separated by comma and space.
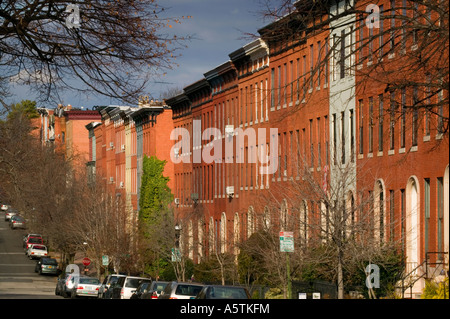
27, 244, 48, 260
1, 204, 10, 211
71, 277, 101, 298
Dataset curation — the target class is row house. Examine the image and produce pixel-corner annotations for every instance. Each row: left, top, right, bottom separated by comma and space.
36, 104, 101, 169
164, 0, 448, 298
83, 0, 447, 297
86, 100, 174, 228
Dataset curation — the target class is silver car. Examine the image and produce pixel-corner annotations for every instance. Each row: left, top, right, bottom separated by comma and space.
158, 281, 204, 299
71, 276, 101, 298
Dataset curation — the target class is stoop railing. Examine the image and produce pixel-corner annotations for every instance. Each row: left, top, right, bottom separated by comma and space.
399, 252, 448, 299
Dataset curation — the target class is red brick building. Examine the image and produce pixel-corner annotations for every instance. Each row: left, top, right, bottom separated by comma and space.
83, 0, 448, 298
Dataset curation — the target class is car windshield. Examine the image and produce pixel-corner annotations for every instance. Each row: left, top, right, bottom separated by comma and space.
175, 284, 203, 296
153, 282, 168, 292
43, 259, 57, 265
207, 287, 249, 299
80, 278, 100, 285
126, 278, 151, 288
28, 238, 43, 244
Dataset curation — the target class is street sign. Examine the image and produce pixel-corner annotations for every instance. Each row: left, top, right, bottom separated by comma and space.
82, 257, 91, 266
279, 231, 294, 252
171, 248, 181, 262
102, 255, 109, 266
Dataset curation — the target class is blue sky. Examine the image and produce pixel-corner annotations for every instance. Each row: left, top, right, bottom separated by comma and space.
7, 0, 267, 109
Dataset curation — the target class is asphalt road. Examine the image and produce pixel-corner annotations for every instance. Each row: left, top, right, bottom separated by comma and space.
0, 211, 60, 299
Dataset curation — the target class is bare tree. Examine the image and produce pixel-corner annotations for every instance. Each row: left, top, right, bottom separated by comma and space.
0, 0, 191, 103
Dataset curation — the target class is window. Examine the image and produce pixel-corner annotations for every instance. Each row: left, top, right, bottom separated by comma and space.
390, 0, 395, 51
350, 109, 355, 162
317, 118, 321, 167
390, 91, 396, 150
310, 44, 314, 89
369, 97, 374, 153
310, 119, 314, 168
437, 177, 444, 259
401, 88, 406, 148
379, 5, 384, 59
359, 100, 364, 155
271, 68, 275, 110
359, 14, 364, 65
389, 190, 395, 241
340, 30, 346, 79
424, 178, 430, 254
378, 94, 384, 152
317, 41, 321, 87
341, 111, 346, 164
333, 113, 337, 164
412, 88, 418, 146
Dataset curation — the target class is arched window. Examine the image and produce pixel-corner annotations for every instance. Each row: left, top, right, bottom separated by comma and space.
374, 180, 386, 244
220, 212, 227, 253
248, 207, 255, 238
234, 212, 240, 256
263, 206, 271, 230
346, 190, 355, 238
198, 217, 205, 260
299, 200, 308, 246
441, 165, 449, 262
209, 217, 215, 254
406, 177, 420, 272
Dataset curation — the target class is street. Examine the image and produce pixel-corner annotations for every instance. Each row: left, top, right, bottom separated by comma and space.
0, 211, 60, 299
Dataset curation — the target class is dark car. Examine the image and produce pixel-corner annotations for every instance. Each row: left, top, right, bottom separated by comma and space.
99, 274, 126, 299
141, 281, 170, 299
130, 281, 152, 299
158, 281, 204, 299
108, 276, 152, 299
9, 215, 26, 229
195, 285, 251, 299
35, 257, 59, 276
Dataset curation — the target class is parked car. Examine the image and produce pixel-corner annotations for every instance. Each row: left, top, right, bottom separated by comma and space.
35, 257, 59, 275
57, 274, 77, 298
26, 244, 48, 260
23, 234, 42, 247
130, 281, 152, 299
108, 276, 152, 299
9, 215, 25, 229
98, 274, 126, 299
24, 236, 44, 250
70, 276, 101, 298
158, 281, 204, 299
195, 285, 251, 299
4, 209, 17, 221
1, 204, 10, 211
141, 281, 170, 299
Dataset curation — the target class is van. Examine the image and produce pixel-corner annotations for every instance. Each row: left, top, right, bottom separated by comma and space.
110, 276, 152, 299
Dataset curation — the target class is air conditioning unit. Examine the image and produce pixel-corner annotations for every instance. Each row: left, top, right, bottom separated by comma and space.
173, 147, 180, 157
109, 142, 114, 148
109, 177, 114, 183
121, 144, 125, 151
226, 186, 234, 197
119, 181, 124, 188
174, 198, 180, 205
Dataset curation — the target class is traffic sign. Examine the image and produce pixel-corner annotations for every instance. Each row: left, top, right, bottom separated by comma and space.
279, 231, 294, 252
82, 257, 91, 266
